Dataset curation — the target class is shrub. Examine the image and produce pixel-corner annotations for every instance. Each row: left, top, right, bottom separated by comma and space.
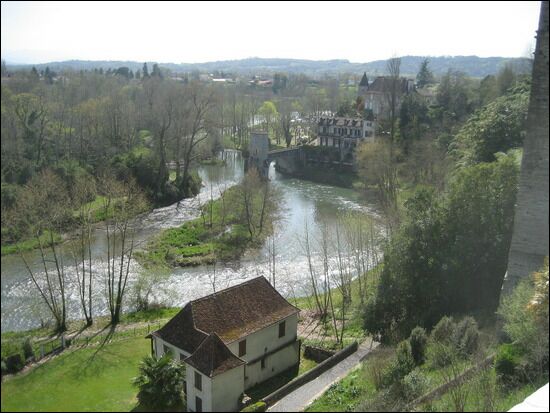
453, 316, 480, 356
431, 316, 456, 345
383, 340, 415, 387
4, 353, 24, 374
428, 342, 454, 369
368, 355, 390, 391
409, 326, 428, 365
241, 401, 267, 412
495, 343, 522, 387
133, 354, 186, 409
401, 370, 430, 402
22, 338, 34, 361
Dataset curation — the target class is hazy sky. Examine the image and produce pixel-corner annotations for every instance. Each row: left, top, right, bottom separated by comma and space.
1, 1, 542, 64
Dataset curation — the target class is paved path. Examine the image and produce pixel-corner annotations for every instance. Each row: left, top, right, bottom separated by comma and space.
268, 339, 379, 412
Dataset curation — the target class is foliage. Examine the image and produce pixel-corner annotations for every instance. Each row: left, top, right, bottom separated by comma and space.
401, 369, 430, 401
416, 58, 435, 88
452, 316, 480, 357
365, 153, 519, 342
409, 326, 428, 365
498, 259, 549, 383
450, 81, 529, 165
382, 340, 415, 387
431, 316, 457, 346
495, 343, 522, 387
241, 401, 267, 412
22, 337, 34, 361
133, 354, 186, 409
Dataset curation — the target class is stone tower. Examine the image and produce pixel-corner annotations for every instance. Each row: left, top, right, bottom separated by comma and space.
246, 131, 270, 178
502, 1, 549, 295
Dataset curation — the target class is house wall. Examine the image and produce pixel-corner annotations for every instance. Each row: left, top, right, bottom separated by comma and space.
153, 336, 191, 361
211, 365, 245, 412
186, 366, 213, 412
225, 313, 299, 389
244, 340, 300, 389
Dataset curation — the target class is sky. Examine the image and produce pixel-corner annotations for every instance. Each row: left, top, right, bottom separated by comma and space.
1, 1, 542, 64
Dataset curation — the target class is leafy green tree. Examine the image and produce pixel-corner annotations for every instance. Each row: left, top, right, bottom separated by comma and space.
496, 64, 516, 95
478, 75, 498, 106
364, 153, 519, 342
409, 326, 428, 365
133, 354, 186, 409
151, 63, 163, 79
416, 58, 434, 88
451, 81, 529, 165
398, 94, 429, 153
259, 101, 278, 138
142, 62, 149, 78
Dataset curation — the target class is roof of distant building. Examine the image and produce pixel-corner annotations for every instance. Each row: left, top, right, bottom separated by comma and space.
184, 333, 245, 378
359, 72, 369, 87
365, 76, 414, 94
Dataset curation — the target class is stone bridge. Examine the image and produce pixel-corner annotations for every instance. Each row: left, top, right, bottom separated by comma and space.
246, 132, 305, 178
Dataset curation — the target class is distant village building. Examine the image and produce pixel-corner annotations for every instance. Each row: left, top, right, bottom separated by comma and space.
358, 75, 416, 121
317, 116, 375, 163
249, 78, 273, 87
415, 85, 438, 105
149, 277, 300, 412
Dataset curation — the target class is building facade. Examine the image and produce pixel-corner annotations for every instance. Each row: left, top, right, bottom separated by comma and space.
149, 277, 300, 412
359, 76, 415, 122
317, 116, 374, 163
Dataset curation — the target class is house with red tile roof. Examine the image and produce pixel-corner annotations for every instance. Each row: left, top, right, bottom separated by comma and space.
149, 276, 300, 412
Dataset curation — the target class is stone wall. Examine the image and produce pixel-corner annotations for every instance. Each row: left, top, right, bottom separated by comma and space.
502, 1, 549, 295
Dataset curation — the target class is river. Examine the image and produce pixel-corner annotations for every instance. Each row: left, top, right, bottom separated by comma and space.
0, 150, 382, 332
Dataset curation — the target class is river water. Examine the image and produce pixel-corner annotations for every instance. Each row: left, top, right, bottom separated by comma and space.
1, 150, 382, 332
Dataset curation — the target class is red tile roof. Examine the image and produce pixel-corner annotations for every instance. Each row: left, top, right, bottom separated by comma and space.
153, 276, 299, 353
184, 333, 245, 378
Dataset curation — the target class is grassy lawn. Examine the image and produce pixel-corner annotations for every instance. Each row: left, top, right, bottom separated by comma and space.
1, 337, 150, 412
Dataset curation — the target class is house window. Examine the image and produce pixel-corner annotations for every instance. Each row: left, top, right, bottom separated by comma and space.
278, 321, 286, 338
261, 358, 266, 370
196, 396, 202, 412
239, 339, 247, 357
195, 371, 202, 391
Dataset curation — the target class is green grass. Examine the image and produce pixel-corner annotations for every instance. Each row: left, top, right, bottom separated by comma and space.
1, 230, 62, 256
138, 184, 274, 268
421, 368, 548, 412
73, 195, 134, 223
1, 337, 149, 412
1, 308, 179, 362
306, 360, 375, 412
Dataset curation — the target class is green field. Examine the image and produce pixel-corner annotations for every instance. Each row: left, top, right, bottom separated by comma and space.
1, 337, 149, 412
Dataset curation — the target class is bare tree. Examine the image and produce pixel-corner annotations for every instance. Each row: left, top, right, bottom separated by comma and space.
102, 176, 149, 325
385, 56, 402, 160
18, 170, 71, 332
70, 178, 97, 326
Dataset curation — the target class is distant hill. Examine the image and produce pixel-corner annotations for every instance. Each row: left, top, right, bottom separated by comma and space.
4, 55, 533, 78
